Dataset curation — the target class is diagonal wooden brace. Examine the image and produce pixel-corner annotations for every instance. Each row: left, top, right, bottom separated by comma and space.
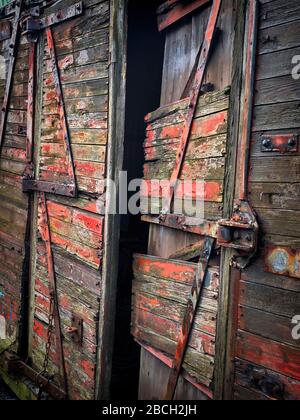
164, 237, 215, 400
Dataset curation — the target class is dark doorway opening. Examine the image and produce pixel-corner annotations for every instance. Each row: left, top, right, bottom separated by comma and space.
110, 0, 165, 400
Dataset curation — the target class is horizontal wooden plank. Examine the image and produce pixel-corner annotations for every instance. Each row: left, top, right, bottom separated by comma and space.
249, 183, 300, 211
236, 331, 300, 380
145, 110, 228, 144
258, 19, 300, 55
257, 47, 300, 80
250, 156, 300, 183
157, 0, 211, 31
255, 76, 300, 105
36, 244, 101, 295
256, 208, 300, 237
234, 384, 272, 400
145, 88, 230, 123
239, 306, 300, 348
235, 358, 300, 400
133, 292, 217, 336
145, 133, 227, 162
242, 259, 300, 293
252, 102, 300, 131
260, 0, 300, 30
240, 280, 300, 319
144, 157, 226, 181
141, 198, 222, 221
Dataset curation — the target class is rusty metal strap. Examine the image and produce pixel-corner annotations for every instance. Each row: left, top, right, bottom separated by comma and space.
161, 0, 222, 216
0, 0, 24, 155
164, 237, 215, 400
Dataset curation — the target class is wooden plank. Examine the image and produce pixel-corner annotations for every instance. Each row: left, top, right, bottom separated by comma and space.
249, 183, 300, 211
157, 0, 211, 32
255, 208, 300, 237
235, 359, 300, 400
255, 76, 300, 105
256, 47, 300, 80
250, 156, 300, 183
260, 0, 300, 30
239, 306, 299, 348
240, 281, 300, 318
242, 259, 300, 293
132, 308, 216, 357
133, 292, 217, 336
252, 102, 300, 131
234, 384, 272, 400
236, 331, 300, 380
258, 20, 300, 55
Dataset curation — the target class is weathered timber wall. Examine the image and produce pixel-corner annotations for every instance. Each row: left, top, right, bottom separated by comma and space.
233, 0, 300, 401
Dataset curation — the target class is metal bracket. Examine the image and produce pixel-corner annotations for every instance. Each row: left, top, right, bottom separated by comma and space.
261, 134, 298, 153
21, 2, 83, 39
66, 314, 83, 346
4, 352, 67, 400
217, 200, 259, 268
23, 179, 77, 197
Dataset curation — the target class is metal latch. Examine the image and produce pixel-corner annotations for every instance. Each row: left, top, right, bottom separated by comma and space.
66, 314, 83, 345
217, 200, 258, 268
261, 134, 298, 153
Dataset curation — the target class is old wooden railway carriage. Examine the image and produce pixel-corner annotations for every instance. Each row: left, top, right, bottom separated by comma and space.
0, 0, 299, 400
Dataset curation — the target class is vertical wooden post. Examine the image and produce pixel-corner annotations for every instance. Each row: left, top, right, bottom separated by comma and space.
95, 0, 128, 400
213, 0, 247, 400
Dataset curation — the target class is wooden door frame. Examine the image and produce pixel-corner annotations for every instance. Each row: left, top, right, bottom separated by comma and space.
213, 0, 247, 401
95, 0, 128, 400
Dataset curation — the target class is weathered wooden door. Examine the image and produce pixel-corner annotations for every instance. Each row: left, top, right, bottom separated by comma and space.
131, 0, 300, 401
131, 0, 240, 400
0, 0, 127, 400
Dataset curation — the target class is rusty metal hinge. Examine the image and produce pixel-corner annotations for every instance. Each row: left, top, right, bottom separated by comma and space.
21, 1, 83, 41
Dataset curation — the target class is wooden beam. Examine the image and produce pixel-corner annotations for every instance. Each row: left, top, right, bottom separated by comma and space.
95, 0, 128, 401
157, 0, 212, 32
213, 0, 247, 401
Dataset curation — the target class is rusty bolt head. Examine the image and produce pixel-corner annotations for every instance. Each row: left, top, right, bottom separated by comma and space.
262, 137, 273, 149
288, 137, 296, 148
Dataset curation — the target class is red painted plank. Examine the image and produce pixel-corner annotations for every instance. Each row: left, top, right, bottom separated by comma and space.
157, 0, 211, 32
237, 331, 300, 381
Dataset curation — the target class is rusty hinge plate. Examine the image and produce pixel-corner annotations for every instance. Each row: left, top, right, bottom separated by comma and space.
261, 134, 298, 153
21, 1, 83, 36
66, 314, 83, 345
